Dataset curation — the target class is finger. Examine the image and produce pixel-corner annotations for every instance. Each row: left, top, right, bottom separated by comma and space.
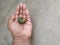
22, 4, 26, 15
16, 4, 20, 11
15, 4, 20, 15
25, 9, 31, 22
20, 3, 23, 9
20, 3, 23, 14
25, 9, 32, 25
22, 3, 26, 11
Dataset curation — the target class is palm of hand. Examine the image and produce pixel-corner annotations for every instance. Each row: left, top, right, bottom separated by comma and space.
8, 3, 32, 38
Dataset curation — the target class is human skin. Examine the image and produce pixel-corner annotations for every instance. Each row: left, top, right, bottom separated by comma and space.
7, 3, 32, 45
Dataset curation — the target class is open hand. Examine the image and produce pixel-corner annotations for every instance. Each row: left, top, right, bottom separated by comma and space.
7, 3, 32, 38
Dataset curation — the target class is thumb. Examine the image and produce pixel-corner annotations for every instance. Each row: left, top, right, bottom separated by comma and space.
8, 14, 15, 24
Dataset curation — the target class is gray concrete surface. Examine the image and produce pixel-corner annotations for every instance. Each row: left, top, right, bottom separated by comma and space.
0, 0, 60, 45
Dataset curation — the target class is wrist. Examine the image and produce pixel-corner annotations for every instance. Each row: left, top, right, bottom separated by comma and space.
13, 36, 30, 45
13, 35, 30, 40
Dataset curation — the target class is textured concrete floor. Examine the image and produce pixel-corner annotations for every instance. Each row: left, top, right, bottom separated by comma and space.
0, 0, 60, 45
